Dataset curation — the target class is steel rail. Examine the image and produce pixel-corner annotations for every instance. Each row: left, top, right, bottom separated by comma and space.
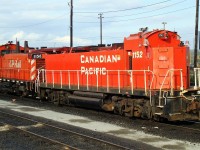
157, 121, 200, 132
0, 121, 76, 150
0, 110, 132, 150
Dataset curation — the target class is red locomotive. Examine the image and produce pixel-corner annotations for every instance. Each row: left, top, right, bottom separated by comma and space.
0, 41, 24, 80
0, 28, 200, 121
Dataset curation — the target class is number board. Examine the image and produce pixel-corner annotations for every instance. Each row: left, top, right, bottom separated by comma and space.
32, 54, 42, 59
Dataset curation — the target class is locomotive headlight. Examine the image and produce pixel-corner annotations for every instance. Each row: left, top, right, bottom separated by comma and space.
158, 33, 164, 38
158, 32, 168, 40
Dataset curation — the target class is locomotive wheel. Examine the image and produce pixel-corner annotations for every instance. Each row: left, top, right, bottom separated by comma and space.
58, 91, 69, 105
143, 101, 153, 119
53, 94, 61, 106
49, 91, 60, 106
39, 89, 46, 100
133, 105, 142, 118
22, 90, 28, 98
120, 105, 125, 116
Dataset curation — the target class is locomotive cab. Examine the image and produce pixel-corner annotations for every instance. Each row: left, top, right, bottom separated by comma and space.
123, 29, 199, 121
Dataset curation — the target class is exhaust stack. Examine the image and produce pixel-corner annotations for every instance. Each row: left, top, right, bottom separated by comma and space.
16, 41, 20, 53
24, 41, 29, 53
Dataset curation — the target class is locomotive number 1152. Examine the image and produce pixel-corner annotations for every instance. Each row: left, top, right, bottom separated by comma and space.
132, 51, 143, 58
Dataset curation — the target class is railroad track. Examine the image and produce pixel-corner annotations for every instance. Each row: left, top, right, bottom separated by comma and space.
0, 110, 131, 150
0, 121, 73, 150
175, 121, 200, 132
156, 120, 200, 133
186, 120, 200, 124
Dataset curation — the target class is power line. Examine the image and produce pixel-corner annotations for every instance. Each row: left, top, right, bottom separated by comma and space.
105, 0, 187, 19
74, 14, 97, 18
105, 6, 195, 23
73, 36, 123, 40
0, 14, 67, 29
74, 0, 187, 19
74, 0, 172, 14
75, 5, 195, 24
0, 0, 190, 29
0, 35, 123, 43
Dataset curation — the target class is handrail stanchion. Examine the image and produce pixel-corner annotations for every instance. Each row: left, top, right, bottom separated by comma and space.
45, 70, 47, 87
107, 70, 109, 92
180, 70, 183, 91
87, 71, 89, 90
144, 70, 147, 95
77, 70, 80, 90
42, 69, 45, 83
170, 70, 174, 96
149, 70, 155, 106
60, 70, 62, 88
52, 70, 54, 88
118, 70, 120, 93
96, 72, 98, 91
159, 69, 170, 106
131, 71, 133, 94
68, 71, 71, 89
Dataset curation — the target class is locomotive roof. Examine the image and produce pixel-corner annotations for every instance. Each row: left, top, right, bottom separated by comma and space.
0, 43, 24, 50
127, 29, 180, 40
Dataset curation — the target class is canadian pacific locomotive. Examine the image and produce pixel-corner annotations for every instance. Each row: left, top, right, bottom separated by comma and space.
0, 28, 200, 121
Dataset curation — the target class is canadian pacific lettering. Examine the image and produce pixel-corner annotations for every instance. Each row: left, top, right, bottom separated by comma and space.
81, 67, 106, 75
9, 60, 22, 68
80, 54, 120, 75
80, 55, 120, 64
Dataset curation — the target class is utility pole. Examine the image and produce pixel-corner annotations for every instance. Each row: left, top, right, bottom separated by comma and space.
70, 0, 73, 47
98, 13, 104, 46
194, 0, 199, 67
162, 22, 167, 30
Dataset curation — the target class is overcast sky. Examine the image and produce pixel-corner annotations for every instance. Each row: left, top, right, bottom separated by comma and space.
0, 0, 196, 48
